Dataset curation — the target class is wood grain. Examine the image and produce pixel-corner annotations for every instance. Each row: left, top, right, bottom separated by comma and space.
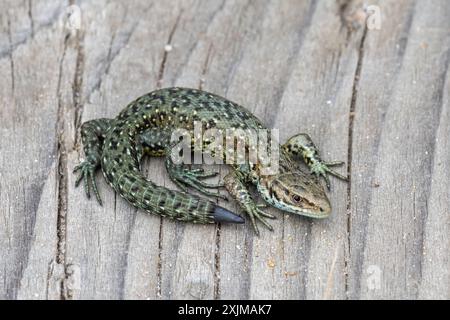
0, 0, 448, 299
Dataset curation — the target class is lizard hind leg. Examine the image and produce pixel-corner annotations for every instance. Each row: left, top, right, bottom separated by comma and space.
282, 133, 348, 189
74, 118, 113, 205
223, 170, 276, 236
164, 147, 227, 200
141, 130, 226, 200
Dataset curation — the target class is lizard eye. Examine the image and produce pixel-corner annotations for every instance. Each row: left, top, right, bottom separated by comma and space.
292, 195, 302, 203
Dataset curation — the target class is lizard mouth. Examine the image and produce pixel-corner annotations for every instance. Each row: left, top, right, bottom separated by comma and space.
266, 172, 331, 219
295, 208, 330, 219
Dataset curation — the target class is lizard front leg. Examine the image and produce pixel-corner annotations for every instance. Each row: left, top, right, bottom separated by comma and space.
282, 133, 347, 189
223, 170, 276, 236
74, 118, 113, 204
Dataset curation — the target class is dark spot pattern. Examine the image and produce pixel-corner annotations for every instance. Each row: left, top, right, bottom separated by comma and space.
79, 87, 269, 224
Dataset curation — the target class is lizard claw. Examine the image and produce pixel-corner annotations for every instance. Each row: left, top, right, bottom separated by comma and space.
167, 164, 227, 200
245, 204, 276, 236
74, 161, 103, 205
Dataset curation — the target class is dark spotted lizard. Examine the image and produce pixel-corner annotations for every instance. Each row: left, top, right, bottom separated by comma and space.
74, 87, 347, 235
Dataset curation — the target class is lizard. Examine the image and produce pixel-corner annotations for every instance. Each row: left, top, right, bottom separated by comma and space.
74, 87, 347, 235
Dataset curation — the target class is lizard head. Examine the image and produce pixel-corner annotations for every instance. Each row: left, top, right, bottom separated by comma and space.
257, 171, 331, 218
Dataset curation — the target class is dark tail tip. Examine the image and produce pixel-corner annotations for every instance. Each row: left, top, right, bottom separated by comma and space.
213, 206, 244, 224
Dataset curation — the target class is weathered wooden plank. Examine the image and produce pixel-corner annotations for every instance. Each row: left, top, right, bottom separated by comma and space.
1, 0, 449, 301
0, 0, 67, 299
348, 0, 450, 299
64, 0, 176, 299
218, 0, 365, 299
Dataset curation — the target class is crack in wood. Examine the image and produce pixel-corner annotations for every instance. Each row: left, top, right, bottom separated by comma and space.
86, 21, 140, 102
157, 11, 183, 88
6, 17, 15, 95
345, 25, 367, 299
337, 0, 352, 43
28, 0, 34, 37
55, 31, 71, 300
156, 217, 164, 298
0, 4, 64, 60
222, 0, 261, 98
265, 0, 318, 128
415, 44, 450, 295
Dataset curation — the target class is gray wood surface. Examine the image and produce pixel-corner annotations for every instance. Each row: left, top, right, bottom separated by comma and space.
0, 0, 448, 300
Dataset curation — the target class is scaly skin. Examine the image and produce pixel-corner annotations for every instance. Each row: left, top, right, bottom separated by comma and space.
74, 87, 347, 235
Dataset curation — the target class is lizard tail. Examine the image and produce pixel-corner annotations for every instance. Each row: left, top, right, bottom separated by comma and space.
101, 120, 244, 224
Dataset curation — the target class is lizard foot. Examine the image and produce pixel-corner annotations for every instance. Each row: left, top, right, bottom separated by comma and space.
244, 204, 276, 236
73, 161, 102, 205
168, 166, 227, 201
310, 160, 348, 190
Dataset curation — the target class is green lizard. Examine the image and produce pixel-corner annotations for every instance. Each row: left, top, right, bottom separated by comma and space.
74, 87, 347, 235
